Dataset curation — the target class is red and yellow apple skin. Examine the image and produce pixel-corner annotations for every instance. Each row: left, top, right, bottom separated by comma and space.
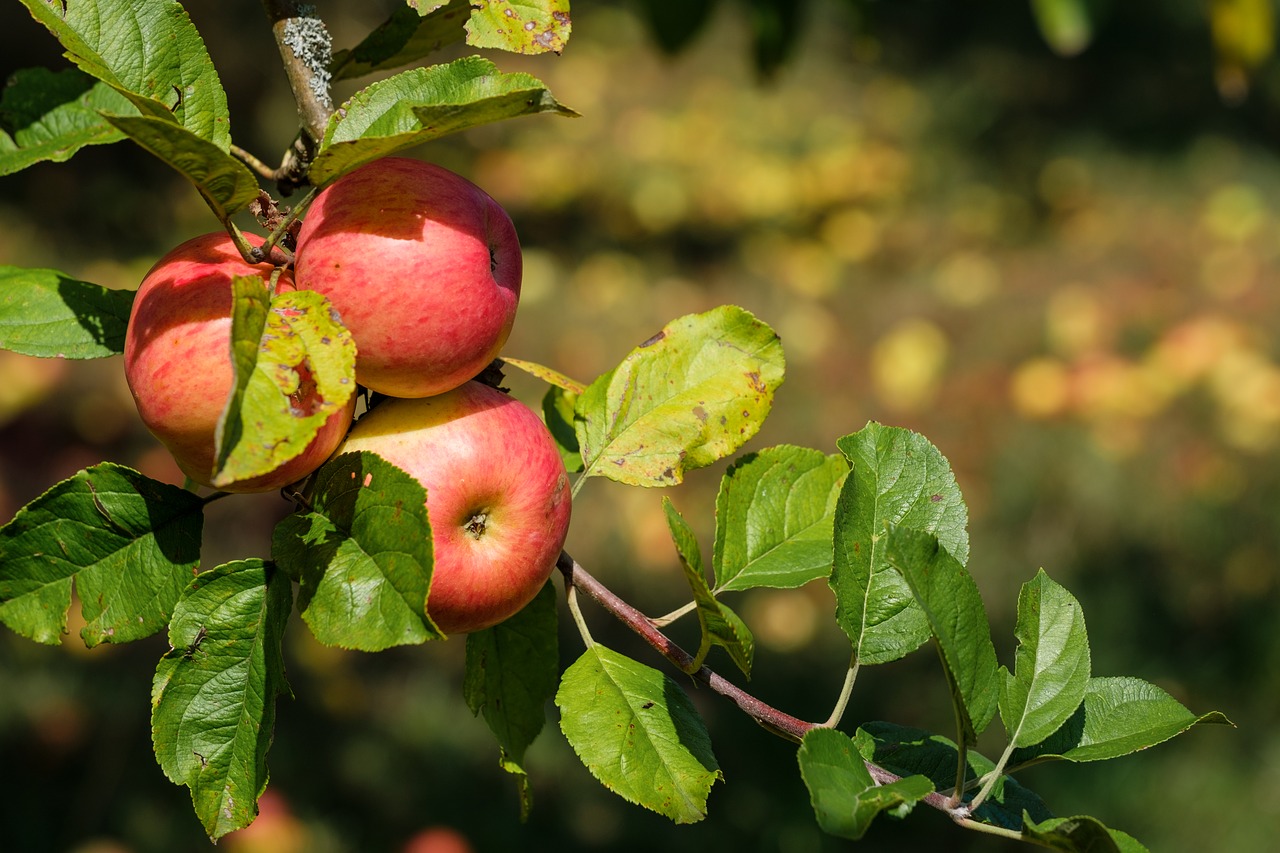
123, 232, 355, 492
293, 157, 522, 398
337, 381, 571, 635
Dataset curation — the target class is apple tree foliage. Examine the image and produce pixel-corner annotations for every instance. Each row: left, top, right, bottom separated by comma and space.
0, 1, 1231, 849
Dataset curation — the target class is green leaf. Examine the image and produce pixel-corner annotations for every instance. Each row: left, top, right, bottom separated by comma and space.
1009, 676, 1234, 768
504, 356, 586, 393
311, 56, 576, 187
1031, 0, 1093, 57
0, 67, 131, 175
542, 385, 583, 473
0, 463, 203, 647
465, 0, 572, 55
151, 560, 292, 841
883, 526, 999, 744
102, 114, 260, 220
1023, 813, 1149, 853
272, 451, 442, 650
332, 1, 470, 80
556, 644, 721, 824
855, 722, 1053, 830
17, 0, 233, 146
1000, 569, 1091, 749
575, 305, 785, 487
829, 423, 969, 666
212, 279, 356, 488
0, 266, 134, 358
712, 445, 847, 592
662, 497, 754, 678
465, 582, 558, 819
798, 727, 933, 841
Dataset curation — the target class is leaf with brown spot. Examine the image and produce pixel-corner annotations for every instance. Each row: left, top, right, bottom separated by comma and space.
466, 0, 572, 55
213, 280, 357, 488
575, 306, 785, 488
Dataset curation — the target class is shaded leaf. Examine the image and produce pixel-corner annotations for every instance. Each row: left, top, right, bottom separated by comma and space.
798, 727, 933, 841
272, 451, 442, 650
332, 0, 469, 80
542, 385, 583, 473
466, 0, 572, 55
212, 279, 356, 488
18, 0, 233, 146
0, 463, 203, 646
855, 722, 1053, 830
102, 114, 260, 219
663, 497, 754, 678
575, 305, 785, 487
465, 582, 558, 819
0, 265, 134, 358
311, 56, 575, 187
712, 445, 847, 592
1024, 813, 1149, 853
830, 423, 968, 666
0, 67, 131, 175
1009, 676, 1234, 769
151, 560, 292, 840
556, 644, 721, 824
883, 526, 999, 744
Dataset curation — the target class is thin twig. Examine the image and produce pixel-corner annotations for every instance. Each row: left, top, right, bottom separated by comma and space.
556, 551, 975, 824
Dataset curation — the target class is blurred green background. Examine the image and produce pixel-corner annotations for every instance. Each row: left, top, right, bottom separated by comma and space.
2, 1, 1277, 850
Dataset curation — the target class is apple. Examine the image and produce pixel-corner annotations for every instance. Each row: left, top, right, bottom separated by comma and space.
293, 157, 522, 398
124, 232, 355, 492
336, 381, 571, 634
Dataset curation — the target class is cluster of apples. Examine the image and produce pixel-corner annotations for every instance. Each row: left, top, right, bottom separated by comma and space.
123, 157, 572, 634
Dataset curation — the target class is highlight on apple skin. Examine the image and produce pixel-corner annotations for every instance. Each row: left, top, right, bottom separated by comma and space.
294, 157, 523, 399
336, 381, 572, 635
123, 232, 355, 492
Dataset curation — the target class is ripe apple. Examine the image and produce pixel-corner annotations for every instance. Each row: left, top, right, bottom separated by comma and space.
293, 157, 522, 398
124, 232, 355, 492
336, 381, 571, 634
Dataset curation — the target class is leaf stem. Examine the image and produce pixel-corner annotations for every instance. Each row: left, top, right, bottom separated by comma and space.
650, 600, 697, 627
820, 654, 859, 728
230, 144, 279, 179
564, 578, 594, 649
967, 743, 1016, 811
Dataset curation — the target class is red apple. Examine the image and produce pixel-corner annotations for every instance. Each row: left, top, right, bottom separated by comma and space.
123, 232, 355, 492
336, 381, 571, 634
293, 157, 522, 398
